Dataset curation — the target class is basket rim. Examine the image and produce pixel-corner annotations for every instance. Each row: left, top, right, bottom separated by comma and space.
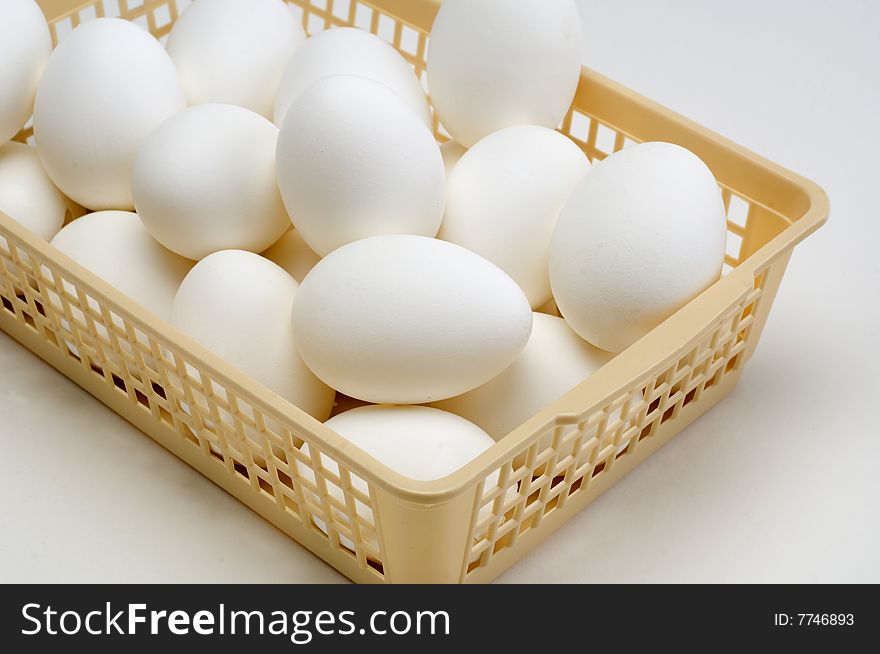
6, 1, 829, 507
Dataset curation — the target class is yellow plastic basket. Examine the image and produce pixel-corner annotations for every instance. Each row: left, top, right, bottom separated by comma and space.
2, 0, 828, 583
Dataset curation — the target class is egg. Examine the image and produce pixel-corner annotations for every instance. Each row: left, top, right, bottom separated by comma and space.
297, 405, 497, 548
292, 235, 532, 404
133, 104, 290, 261
262, 229, 321, 284
50, 211, 192, 319
0, 142, 67, 241
439, 126, 590, 308
433, 313, 614, 439
274, 26, 431, 128
33, 18, 186, 211
170, 250, 334, 421
427, 0, 583, 147
550, 142, 728, 353
0, 0, 51, 146
276, 75, 445, 256
440, 140, 467, 177
166, 0, 306, 119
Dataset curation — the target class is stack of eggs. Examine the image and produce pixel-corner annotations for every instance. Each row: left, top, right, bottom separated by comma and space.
0, 0, 727, 490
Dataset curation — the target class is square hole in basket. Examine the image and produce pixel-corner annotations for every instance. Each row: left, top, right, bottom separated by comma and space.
124, 0, 144, 10
727, 194, 750, 227
595, 123, 617, 155
111, 373, 126, 393
568, 111, 590, 143
153, 4, 172, 28
377, 13, 396, 43
1, 295, 13, 314
44, 326, 59, 348
54, 17, 74, 41
158, 405, 173, 425
400, 24, 420, 55
354, 4, 373, 31
102, 0, 121, 17
726, 232, 743, 262
78, 3, 98, 22
307, 12, 326, 35
132, 14, 149, 31
332, 0, 352, 21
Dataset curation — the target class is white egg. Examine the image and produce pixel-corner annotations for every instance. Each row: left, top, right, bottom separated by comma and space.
166, 0, 306, 119
0, 0, 51, 145
0, 142, 67, 241
133, 104, 290, 261
439, 126, 590, 308
433, 313, 614, 439
298, 405, 498, 550
440, 140, 467, 177
276, 75, 445, 256
292, 235, 532, 404
262, 229, 321, 284
170, 250, 335, 421
427, 0, 583, 147
274, 27, 431, 127
325, 405, 495, 481
550, 142, 728, 353
50, 211, 193, 319
33, 18, 186, 211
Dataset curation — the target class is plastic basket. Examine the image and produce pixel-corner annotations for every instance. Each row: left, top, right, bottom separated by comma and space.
2, 0, 828, 583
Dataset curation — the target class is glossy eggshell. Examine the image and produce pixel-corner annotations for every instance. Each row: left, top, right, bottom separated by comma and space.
274, 27, 431, 127
291, 235, 533, 404
0, 0, 51, 145
433, 313, 614, 439
427, 0, 583, 147
170, 250, 334, 420
133, 103, 291, 261
0, 142, 67, 241
439, 126, 590, 308
166, 0, 306, 119
276, 75, 445, 256
550, 142, 728, 353
33, 18, 186, 210
49, 211, 193, 319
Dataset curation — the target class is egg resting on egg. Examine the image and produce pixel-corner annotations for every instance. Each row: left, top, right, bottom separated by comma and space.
433, 312, 615, 439
276, 75, 445, 257
274, 27, 431, 128
0, 142, 67, 241
291, 235, 533, 404
166, 0, 307, 119
50, 211, 193, 319
550, 142, 728, 353
439, 125, 590, 308
33, 18, 186, 211
427, 0, 583, 147
170, 250, 335, 421
133, 103, 291, 261
0, 0, 52, 146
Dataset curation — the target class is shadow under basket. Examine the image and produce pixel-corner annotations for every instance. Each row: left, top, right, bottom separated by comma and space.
2, 0, 828, 583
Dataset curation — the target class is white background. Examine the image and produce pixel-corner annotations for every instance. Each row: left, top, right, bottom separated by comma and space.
1, 0, 878, 583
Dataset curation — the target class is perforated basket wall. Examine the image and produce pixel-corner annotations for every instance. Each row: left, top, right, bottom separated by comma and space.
2, 0, 827, 583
